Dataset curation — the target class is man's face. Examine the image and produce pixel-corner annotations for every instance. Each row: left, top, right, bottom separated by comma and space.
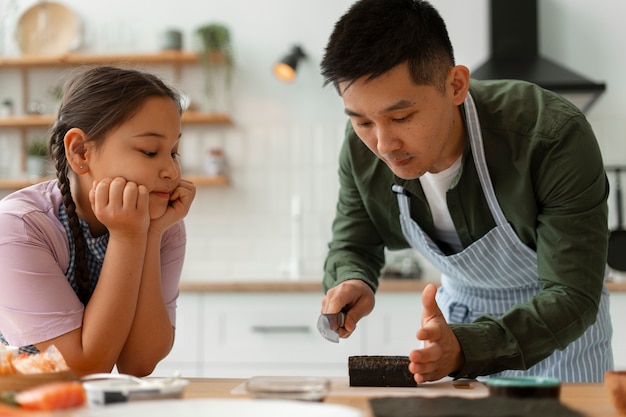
339, 62, 467, 179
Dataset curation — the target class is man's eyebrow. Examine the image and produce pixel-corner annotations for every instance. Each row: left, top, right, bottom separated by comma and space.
344, 99, 415, 117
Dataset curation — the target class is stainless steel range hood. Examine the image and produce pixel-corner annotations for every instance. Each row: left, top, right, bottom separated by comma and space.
472, 0, 606, 113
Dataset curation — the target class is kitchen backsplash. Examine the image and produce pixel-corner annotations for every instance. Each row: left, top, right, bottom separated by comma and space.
179, 122, 346, 282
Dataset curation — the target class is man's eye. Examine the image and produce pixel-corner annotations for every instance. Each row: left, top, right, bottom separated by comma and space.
393, 115, 410, 122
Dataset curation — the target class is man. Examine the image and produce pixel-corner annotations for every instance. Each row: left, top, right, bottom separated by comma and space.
319, 0, 613, 383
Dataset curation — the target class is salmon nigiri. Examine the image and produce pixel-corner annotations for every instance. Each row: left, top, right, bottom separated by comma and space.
14, 381, 86, 411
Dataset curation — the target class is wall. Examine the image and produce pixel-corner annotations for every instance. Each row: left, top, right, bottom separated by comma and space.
1, 0, 624, 283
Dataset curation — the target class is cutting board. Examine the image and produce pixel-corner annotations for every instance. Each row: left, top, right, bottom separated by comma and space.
232, 376, 489, 399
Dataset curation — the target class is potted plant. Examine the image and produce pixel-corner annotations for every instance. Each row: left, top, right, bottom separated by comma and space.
25, 139, 49, 179
194, 23, 234, 112
48, 84, 64, 115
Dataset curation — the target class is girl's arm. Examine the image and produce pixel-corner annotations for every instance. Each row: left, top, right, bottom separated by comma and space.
116, 179, 195, 375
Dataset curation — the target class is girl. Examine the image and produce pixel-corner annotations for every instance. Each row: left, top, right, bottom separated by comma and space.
0, 66, 196, 377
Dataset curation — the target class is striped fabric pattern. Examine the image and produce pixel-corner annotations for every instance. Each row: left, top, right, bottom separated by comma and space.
390, 93, 613, 382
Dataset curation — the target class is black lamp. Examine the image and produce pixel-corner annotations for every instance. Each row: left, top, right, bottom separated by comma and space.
273, 45, 307, 82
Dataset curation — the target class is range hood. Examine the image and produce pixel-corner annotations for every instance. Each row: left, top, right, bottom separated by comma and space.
472, 0, 606, 113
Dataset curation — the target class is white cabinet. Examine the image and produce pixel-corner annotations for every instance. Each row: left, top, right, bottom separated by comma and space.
152, 290, 424, 378
363, 292, 423, 356
152, 292, 205, 377
153, 288, 626, 378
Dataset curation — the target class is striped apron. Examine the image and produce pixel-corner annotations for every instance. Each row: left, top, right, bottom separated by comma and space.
392, 93, 613, 382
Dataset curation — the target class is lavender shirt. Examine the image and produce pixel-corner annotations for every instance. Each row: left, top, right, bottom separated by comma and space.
0, 180, 185, 347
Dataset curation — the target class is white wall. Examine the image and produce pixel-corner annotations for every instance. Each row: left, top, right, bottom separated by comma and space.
1, 0, 624, 282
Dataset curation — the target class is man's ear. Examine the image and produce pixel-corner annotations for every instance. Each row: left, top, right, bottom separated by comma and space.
64, 127, 90, 174
448, 65, 470, 106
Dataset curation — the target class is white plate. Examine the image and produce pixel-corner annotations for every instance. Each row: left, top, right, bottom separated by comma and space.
15, 1, 82, 55
78, 398, 363, 417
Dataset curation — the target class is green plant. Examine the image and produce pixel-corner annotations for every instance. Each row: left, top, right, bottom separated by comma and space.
195, 23, 233, 60
26, 140, 48, 157
49, 84, 63, 102
194, 23, 234, 110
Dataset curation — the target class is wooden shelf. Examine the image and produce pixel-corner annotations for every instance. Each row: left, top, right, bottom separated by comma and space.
0, 175, 229, 190
0, 51, 205, 68
0, 50, 233, 191
0, 111, 232, 128
184, 175, 230, 186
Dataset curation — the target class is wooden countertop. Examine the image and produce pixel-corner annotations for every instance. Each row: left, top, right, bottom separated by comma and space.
182, 378, 621, 417
179, 279, 626, 293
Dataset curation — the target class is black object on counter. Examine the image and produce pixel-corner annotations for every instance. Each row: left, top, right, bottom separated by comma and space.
348, 356, 417, 387
609, 168, 626, 271
485, 376, 561, 399
369, 396, 583, 417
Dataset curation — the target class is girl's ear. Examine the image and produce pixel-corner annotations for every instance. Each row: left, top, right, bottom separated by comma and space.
64, 127, 90, 174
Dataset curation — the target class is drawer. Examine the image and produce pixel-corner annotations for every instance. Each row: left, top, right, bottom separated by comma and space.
201, 293, 364, 364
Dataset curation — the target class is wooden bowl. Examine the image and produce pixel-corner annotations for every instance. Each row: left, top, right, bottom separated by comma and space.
0, 370, 76, 392
605, 370, 626, 413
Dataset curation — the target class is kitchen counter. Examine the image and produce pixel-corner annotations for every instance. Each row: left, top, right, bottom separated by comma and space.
182, 378, 621, 417
179, 279, 626, 293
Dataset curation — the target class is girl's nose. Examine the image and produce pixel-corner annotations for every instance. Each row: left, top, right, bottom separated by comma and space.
161, 156, 181, 180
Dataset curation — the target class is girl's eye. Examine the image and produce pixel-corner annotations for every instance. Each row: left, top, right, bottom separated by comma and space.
142, 150, 157, 157
171, 152, 181, 159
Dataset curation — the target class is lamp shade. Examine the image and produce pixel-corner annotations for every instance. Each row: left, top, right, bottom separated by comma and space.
274, 45, 306, 82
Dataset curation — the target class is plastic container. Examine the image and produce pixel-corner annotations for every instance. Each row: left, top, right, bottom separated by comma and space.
81, 373, 189, 406
245, 376, 331, 402
485, 376, 561, 399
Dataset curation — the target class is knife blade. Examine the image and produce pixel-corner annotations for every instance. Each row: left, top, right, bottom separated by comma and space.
317, 311, 346, 343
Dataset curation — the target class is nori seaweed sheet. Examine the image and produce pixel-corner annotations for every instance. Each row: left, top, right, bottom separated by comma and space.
348, 355, 417, 387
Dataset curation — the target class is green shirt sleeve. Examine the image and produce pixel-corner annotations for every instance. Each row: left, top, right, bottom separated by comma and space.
322, 122, 410, 293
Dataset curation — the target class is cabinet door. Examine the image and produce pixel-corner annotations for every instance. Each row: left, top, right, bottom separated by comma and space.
363, 291, 423, 356
200, 292, 365, 378
151, 292, 203, 377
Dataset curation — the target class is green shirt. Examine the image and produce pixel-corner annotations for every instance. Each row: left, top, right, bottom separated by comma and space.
323, 79, 610, 378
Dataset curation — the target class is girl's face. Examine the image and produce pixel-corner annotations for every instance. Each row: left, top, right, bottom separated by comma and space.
84, 96, 183, 220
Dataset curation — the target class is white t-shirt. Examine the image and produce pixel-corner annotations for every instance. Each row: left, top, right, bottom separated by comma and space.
419, 156, 463, 253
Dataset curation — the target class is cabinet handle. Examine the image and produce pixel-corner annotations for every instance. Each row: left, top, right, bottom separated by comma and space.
250, 325, 311, 334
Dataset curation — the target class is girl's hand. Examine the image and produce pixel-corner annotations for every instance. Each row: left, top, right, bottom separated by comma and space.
150, 178, 196, 235
89, 177, 150, 238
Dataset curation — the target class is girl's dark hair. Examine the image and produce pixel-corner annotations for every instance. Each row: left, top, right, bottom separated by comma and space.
48, 65, 182, 304
320, 0, 455, 92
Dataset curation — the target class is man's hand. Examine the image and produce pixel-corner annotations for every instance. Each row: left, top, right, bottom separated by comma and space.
408, 283, 465, 383
321, 280, 375, 338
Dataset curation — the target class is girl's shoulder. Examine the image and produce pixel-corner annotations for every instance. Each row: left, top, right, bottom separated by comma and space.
0, 180, 65, 239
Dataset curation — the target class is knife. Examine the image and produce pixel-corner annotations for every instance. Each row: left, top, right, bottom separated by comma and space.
317, 310, 346, 343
